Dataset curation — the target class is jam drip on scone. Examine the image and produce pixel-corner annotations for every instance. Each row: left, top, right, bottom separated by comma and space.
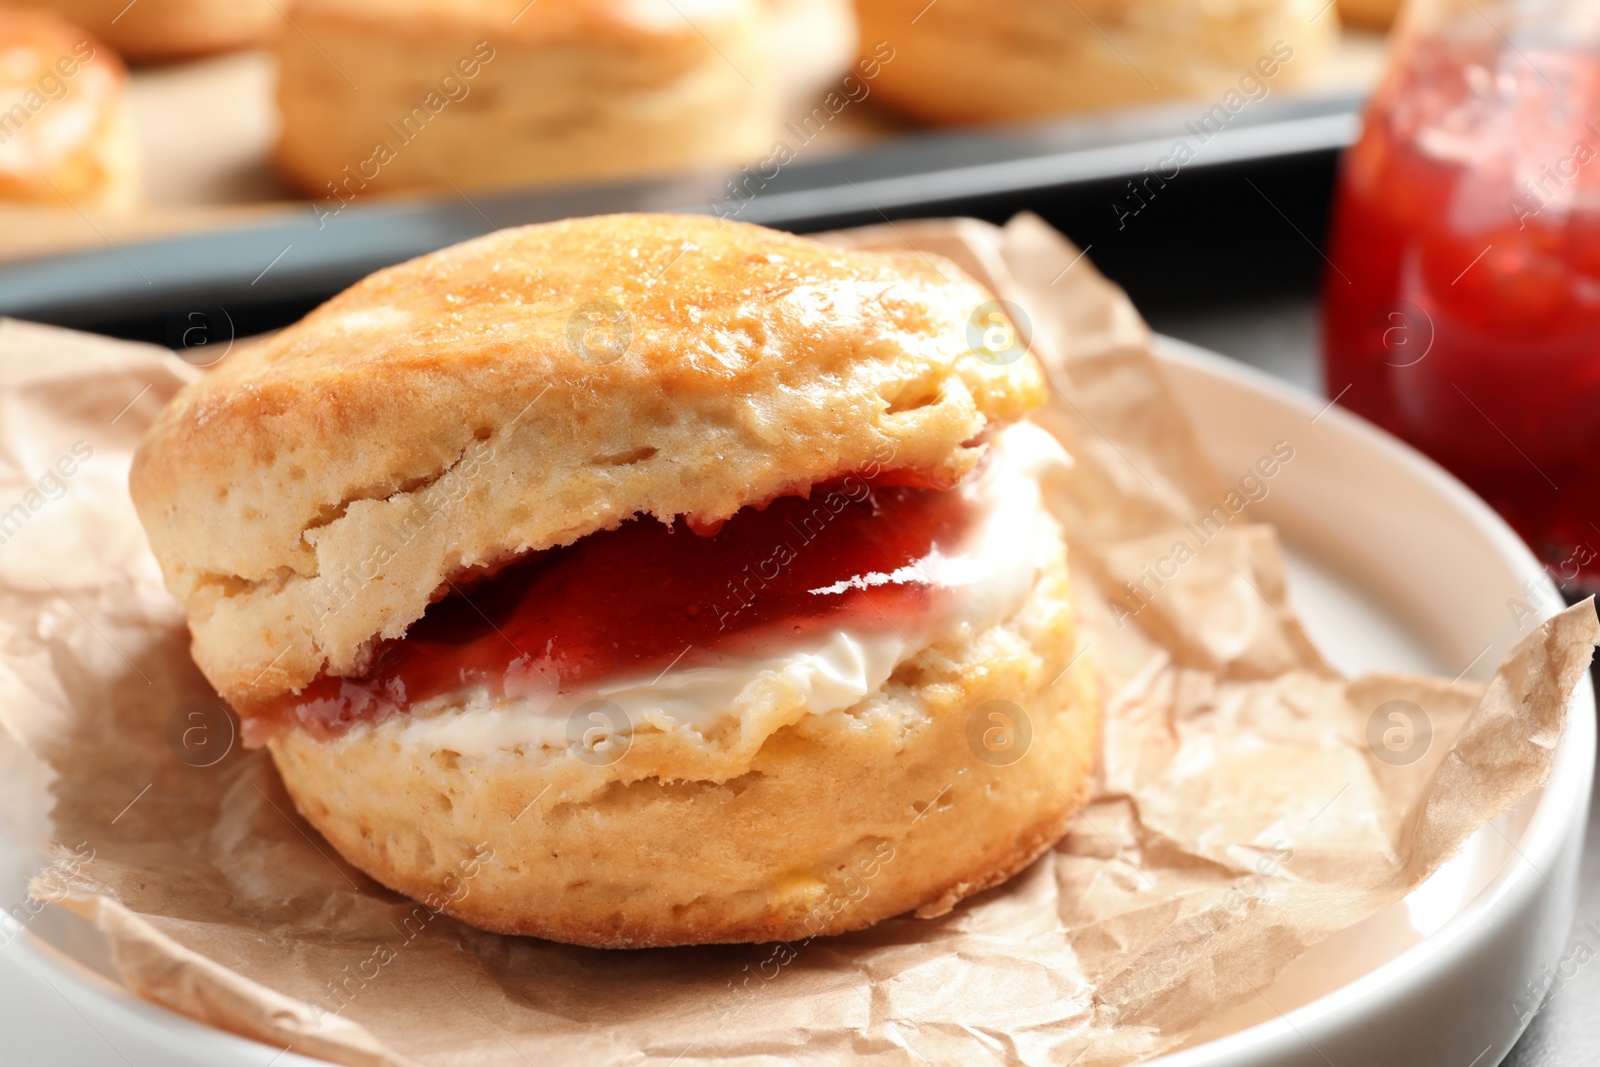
249, 470, 986, 742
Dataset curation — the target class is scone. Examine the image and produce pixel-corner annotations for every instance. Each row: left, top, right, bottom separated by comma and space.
854, 0, 1339, 123
34, 0, 277, 61
273, 0, 784, 199
0, 7, 137, 208
130, 213, 1099, 948
1336, 0, 1398, 30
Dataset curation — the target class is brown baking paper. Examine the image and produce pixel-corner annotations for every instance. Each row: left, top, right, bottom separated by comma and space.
3, 215, 1596, 1067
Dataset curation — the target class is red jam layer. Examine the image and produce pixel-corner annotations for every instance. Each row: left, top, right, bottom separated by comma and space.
247, 472, 984, 743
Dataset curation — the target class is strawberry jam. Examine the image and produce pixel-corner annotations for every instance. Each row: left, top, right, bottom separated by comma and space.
1324, 31, 1600, 586
248, 471, 984, 742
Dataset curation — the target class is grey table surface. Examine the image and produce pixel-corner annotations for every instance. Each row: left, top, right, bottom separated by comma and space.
1154, 297, 1600, 1067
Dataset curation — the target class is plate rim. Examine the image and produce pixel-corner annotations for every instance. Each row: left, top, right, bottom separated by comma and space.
1144, 335, 1596, 1066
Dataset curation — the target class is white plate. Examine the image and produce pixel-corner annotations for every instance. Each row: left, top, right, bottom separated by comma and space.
1146, 336, 1594, 1067
0, 337, 1590, 1067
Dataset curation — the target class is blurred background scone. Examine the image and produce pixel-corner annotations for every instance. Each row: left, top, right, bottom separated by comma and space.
273, 0, 838, 198
854, 0, 1340, 123
1336, 0, 1400, 30
34, 0, 278, 61
0, 6, 136, 208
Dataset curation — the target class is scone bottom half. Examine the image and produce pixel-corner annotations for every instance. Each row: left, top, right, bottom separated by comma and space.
130, 213, 1100, 947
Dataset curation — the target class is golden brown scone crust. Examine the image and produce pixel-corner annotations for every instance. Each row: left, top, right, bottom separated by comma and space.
288, 0, 747, 47
0, 9, 137, 208
129, 213, 1045, 709
856, 0, 1339, 123
268, 513, 1096, 947
273, 0, 777, 196
35, 0, 277, 61
1335, 0, 1398, 30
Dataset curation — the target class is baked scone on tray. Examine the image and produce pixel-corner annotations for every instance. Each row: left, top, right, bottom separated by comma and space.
34, 0, 278, 61
129, 213, 1099, 948
0, 7, 137, 208
854, 0, 1338, 123
273, 0, 782, 197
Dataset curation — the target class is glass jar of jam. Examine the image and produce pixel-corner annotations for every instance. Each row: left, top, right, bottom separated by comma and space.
1323, 0, 1600, 590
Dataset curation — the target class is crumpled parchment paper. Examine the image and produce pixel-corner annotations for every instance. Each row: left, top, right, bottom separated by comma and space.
0, 213, 1593, 1067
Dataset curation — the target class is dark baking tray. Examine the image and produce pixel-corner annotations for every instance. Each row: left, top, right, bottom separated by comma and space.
0, 91, 1360, 342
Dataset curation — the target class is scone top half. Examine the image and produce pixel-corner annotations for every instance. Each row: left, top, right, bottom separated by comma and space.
130, 213, 1044, 721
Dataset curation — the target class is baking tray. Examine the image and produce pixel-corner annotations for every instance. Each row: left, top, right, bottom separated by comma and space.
0, 91, 1362, 342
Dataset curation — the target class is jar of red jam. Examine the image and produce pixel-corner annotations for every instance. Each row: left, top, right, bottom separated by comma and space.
1323, 0, 1600, 590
